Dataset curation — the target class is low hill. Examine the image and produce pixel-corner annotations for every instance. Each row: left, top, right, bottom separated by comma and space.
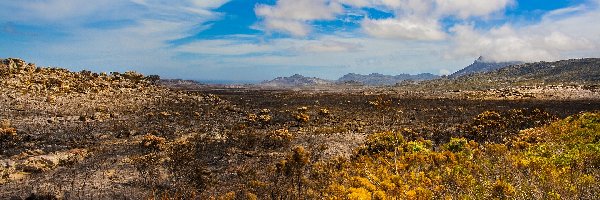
337, 73, 438, 85
260, 74, 332, 87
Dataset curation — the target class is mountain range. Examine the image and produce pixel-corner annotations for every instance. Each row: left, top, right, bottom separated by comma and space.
259, 57, 599, 87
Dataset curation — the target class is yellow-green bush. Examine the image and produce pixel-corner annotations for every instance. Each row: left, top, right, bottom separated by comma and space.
245, 112, 599, 199
322, 113, 599, 199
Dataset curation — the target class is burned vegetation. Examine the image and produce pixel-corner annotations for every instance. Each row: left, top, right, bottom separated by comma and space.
1, 58, 600, 199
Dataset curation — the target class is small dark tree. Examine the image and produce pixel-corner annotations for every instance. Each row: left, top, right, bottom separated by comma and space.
145, 75, 161, 84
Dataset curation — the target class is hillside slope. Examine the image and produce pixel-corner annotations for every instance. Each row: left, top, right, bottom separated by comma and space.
484, 58, 600, 83
337, 73, 438, 85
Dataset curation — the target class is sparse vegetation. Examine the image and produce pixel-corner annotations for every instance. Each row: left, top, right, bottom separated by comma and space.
1, 58, 600, 199
141, 133, 166, 150
240, 112, 599, 199
0, 119, 16, 140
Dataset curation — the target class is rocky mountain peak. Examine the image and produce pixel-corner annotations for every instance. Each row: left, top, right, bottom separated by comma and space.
449, 57, 523, 78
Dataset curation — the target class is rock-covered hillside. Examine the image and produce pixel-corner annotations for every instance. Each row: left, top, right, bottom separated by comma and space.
0, 58, 241, 198
486, 58, 600, 83
450, 56, 522, 78
413, 58, 600, 95
459, 58, 600, 84
0, 58, 160, 94
260, 74, 332, 87
337, 73, 438, 85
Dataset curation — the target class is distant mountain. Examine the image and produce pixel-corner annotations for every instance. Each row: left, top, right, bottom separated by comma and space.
337, 73, 439, 85
450, 56, 523, 78
260, 74, 332, 87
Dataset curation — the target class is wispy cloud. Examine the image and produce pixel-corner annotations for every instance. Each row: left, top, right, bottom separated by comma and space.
0, 0, 231, 77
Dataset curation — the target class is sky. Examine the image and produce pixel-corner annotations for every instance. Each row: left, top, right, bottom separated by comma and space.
1, 0, 599, 82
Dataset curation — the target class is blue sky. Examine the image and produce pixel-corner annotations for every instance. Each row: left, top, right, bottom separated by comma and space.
1, 0, 599, 81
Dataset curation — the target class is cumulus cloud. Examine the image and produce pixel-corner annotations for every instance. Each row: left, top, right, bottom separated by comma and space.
361, 17, 446, 40
255, 0, 343, 36
434, 0, 514, 18
254, 0, 515, 39
449, 4, 600, 62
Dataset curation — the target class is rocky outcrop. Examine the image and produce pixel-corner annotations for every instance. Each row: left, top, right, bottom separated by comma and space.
0, 58, 160, 94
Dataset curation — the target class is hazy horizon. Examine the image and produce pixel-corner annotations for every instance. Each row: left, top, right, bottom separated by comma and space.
1, 0, 600, 81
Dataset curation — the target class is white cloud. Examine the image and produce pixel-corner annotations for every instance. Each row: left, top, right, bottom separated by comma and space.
255, 0, 343, 37
0, 0, 123, 24
176, 37, 362, 56
302, 40, 363, 53
339, 0, 512, 40
543, 4, 587, 19
177, 39, 292, 56
2, 0, 600, 81
262, 19, 312, 37
336, 0, 373, 7
0, 0, 231, 77
361, 17, 446, 40
449, 5, 600, 62
253, 0, 514, 38
434, 0, 514, 18
173, 35, 464, 79
256, 0, 343, 21
189, 0, 231, 8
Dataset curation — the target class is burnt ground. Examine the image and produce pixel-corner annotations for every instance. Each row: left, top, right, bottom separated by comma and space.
206, 88, 600, 142
2, 86, 600, 199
